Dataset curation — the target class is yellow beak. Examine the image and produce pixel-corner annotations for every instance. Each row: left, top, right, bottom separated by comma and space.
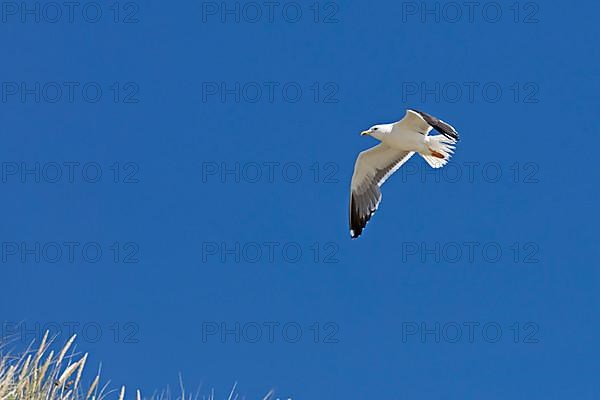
360, 130, 369, 136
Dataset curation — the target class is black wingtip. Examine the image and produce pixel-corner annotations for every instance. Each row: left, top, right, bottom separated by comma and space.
444, 130, 460, 142
349, 193, 365, 239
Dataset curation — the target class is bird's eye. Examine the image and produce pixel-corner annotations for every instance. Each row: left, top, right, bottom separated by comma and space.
373, 127, 378, 131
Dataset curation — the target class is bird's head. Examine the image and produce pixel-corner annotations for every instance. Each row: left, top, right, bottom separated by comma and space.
360, 124, 391, 140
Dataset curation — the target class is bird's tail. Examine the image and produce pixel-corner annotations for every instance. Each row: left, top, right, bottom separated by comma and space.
421, 135, 457, 169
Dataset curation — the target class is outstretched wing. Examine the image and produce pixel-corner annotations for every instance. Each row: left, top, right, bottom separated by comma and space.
408, 109, 460, 141
349, 144, 414, 239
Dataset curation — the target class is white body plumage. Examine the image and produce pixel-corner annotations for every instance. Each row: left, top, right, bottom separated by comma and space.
368, 123, 430, 154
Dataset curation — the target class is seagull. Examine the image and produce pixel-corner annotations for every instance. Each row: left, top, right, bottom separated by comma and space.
349, 109, 460, 239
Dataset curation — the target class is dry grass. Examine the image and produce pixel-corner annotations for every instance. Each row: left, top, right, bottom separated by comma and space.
0, 332, 274, 400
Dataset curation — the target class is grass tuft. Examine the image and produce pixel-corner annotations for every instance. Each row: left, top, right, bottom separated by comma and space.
0, 332, 274, 400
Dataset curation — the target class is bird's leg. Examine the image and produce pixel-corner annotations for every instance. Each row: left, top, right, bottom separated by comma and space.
428, 148, 445, 159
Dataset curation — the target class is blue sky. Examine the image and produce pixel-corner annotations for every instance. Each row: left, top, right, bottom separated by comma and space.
0, 0, 599, 398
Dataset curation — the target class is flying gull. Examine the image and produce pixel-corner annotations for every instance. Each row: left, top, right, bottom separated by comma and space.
349, 109, 460, 239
